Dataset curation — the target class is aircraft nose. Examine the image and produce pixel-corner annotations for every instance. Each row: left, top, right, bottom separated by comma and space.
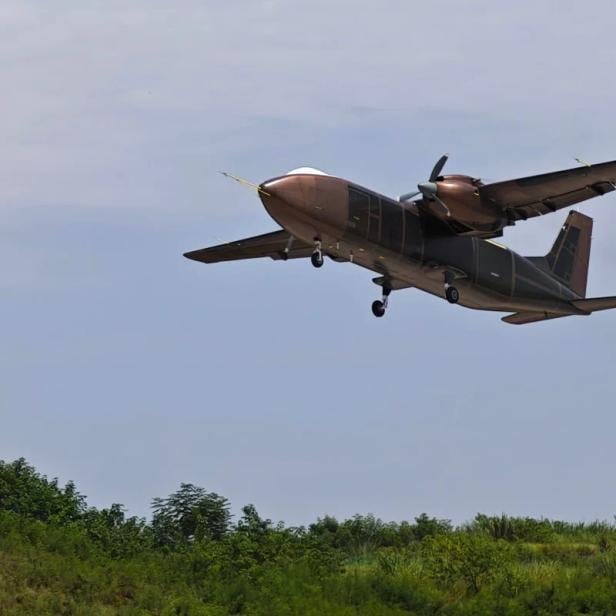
259, 174, 318, 230
260, 175, 309, 208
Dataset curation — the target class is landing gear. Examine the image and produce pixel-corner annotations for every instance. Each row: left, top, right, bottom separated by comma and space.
371, 286, 391, 317
445, 285, 459, 304
444, 271, 460, 305
310, 252, 324, 268
311, 240, 324, 268
372, 300, 386, 317
282, 235, 295, 261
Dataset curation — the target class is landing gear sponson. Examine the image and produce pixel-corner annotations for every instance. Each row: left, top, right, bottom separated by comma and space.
308, 240, 458, 312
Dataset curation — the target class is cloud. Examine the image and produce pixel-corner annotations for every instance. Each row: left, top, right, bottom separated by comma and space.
0, 0, 615, 216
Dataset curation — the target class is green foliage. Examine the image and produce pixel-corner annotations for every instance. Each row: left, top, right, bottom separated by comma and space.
0, 458, 85, 523
151, 483, 231, 547
309, 512, 451, 556
470, 513, 556, 542
424, 533, 513, 594
413, 513, 452, 540
2, 457, 616, 614
80, 504, 153, 558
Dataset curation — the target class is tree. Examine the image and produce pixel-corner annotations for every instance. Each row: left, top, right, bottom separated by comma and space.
471, 513, 555, 542
82, 503, 152, 558
151, 483, 231, 547
424, 533, 512, 594
236, 504, 273, 537
413, 513, 452, 541
0, 458, 85, 523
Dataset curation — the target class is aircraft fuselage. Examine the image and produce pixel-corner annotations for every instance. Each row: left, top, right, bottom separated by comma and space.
260, 171, 582, 315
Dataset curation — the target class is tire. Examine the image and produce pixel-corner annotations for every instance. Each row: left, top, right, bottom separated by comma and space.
311, 252, 324, 268
445, 286, 459, 304
371, 300, 386, 317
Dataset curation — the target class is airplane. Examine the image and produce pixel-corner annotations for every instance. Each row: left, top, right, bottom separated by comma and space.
184, 156, 616, 325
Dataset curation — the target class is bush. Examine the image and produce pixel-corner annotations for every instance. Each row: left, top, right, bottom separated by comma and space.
2, 457, 616, 614
424, 533, 514, 595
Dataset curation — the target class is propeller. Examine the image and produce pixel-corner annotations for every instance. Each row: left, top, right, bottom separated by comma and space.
399, 153, 450, 216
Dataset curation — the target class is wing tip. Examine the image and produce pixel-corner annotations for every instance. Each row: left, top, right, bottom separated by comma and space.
183, 250, 207, 262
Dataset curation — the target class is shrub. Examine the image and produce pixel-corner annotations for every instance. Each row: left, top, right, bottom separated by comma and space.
424, 533, 513, 595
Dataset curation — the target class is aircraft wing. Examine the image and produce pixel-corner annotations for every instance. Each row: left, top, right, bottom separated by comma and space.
479, 160, 616, 222
184, 230, 313, 264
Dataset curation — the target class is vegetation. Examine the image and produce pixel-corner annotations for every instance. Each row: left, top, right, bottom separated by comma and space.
1, 459, 616, 614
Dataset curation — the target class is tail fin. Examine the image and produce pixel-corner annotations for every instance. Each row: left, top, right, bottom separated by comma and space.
544, 211, 592, 297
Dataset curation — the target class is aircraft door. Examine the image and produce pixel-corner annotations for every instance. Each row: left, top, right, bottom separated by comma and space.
368, 194, 381, 242
380, 199, 403, 253
347, 187, 370, 237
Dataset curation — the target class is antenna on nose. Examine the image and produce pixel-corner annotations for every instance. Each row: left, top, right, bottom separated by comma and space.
220, 171, 270, 196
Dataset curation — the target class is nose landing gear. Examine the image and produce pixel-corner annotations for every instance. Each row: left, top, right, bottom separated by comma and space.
371, 286, 391, 317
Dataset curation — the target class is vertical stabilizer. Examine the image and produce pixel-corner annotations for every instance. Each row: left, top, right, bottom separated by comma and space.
545, 211, 592, 297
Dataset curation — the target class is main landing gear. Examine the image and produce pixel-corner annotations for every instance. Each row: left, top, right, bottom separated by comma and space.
372, 286, 391, 318
311, 240, 324, 268
445, 286, 459, 304
444, 271, 460, 304
443, 271, 459, 304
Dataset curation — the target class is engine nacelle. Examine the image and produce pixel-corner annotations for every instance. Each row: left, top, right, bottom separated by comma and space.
425, 175, 505, 235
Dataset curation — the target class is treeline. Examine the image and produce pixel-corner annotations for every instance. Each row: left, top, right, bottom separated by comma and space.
1, 459, 616, 614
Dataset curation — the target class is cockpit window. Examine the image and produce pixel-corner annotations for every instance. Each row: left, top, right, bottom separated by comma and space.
286, 167, 329, 176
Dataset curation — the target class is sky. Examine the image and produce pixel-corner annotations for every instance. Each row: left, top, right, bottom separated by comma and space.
2, 0, 616, 525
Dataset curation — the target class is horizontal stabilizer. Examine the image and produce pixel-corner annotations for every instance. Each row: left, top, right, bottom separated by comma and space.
571, 296, 616, 313
503, 295, 616, 324
501, 312, 571, 325
184, 230, 313, 264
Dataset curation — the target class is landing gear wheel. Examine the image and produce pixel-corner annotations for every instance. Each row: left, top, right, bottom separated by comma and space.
372, 300, 386, 318
311, 251, 324, 268
445, 286, 459, 304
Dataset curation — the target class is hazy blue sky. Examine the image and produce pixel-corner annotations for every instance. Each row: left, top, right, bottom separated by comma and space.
2, 1, 616, 525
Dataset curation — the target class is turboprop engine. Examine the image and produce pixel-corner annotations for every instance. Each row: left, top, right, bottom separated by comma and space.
399, 155, 506, 236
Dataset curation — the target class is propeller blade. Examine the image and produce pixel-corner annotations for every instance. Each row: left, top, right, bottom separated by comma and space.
398, 190, 421, 202
433, 195, 451, 217
429, 154, 449, 182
